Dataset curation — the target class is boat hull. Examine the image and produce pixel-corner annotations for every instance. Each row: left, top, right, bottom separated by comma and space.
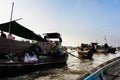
0, 53, 68, 78
0, 37, 32, 54
96, 48, 116, 53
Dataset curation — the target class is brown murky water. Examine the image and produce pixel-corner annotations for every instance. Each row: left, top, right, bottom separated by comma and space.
3, 50, 120, 80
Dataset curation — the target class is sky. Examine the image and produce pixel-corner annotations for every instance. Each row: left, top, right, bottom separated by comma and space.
0, 0, 120, 47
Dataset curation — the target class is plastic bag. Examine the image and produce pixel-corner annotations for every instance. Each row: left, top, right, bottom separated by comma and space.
24, 53, 31, 63
30, 54, 38, 62
24, 53, 38, 63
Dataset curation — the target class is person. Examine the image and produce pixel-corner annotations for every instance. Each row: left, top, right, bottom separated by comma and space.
8, 33, 15, 40
0, 31, 6, 38
5, 52, 15, 62
104, 43, 109, 49
55, 47, 64, 57
29, 44, 43, 56
44, 36, 48, 42
51, 45, 64, 58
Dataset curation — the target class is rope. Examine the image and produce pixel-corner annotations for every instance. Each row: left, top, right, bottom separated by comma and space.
67, 51, 80, 59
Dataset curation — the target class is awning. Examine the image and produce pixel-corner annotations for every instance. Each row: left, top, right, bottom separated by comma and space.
43, 33, 61, 38
43, 32, 62, 42
0, 21, 44, 41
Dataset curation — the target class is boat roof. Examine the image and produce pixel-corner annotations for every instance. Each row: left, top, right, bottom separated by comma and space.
43, 32, 61, 38
0, 21, 44, 41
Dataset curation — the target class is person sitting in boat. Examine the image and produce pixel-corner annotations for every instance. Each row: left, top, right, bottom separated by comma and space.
0, 31, 6, 38
5, 52, 15, 62
55, 47, 64, 58
8, 33, 15, 40
51, 44, 64, 58
29, 44, 43, 56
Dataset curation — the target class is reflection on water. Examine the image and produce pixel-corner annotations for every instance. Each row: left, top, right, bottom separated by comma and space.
3, 51, 120, 80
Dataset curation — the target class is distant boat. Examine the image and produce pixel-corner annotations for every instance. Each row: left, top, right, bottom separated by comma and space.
77, 56, 120, 80
0, 21, 68, 77
96, 47, 116, 53
78, 46, 96, 59
84, 43, 116, 53
96, 35, 116, 53
95, 43, 116, 53
117, 47, 120, 51
78, 51, 94, 59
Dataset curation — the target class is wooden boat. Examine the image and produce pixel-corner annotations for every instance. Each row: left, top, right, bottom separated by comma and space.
78, 50, 95, 59
77, 55, 120, 80
117, 47, 120, 51
0, 21, 44, 54
94, 43, 116, 53
0, 36, 31, 54
78, 46, 96, 59
96, 47, 116, 53
78, 50, 88, 56
0, 21, 68, 77
96, 48, 109, 53
0, 53, 68, 78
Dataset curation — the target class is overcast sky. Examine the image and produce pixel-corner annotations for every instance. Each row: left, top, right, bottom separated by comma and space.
0, 0, 120, 47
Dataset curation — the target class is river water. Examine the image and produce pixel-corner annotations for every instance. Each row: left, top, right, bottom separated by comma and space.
4, 50, 120, 80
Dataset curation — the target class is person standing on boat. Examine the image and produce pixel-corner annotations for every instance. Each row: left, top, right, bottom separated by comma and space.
0, 31, 6, 38
8, 33, 15, 40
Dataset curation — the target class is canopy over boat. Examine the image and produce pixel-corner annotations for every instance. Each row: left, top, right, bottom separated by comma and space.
43, 32, 62, 42
0, 21, 44, 41
43, 32, 61, 38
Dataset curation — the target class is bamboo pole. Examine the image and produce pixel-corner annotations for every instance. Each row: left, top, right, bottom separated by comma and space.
9, 2, 14, 33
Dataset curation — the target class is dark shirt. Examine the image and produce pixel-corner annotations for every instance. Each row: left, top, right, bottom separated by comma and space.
53, 47, 63, 58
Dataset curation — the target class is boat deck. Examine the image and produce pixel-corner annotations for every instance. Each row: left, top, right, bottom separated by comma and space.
112, 73, 120, 80
105, 64, 120, 80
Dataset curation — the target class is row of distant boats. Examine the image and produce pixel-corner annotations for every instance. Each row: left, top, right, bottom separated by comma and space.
80, 43, 116, 53
76, 42, 117, 59
76, 43, 120, 80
